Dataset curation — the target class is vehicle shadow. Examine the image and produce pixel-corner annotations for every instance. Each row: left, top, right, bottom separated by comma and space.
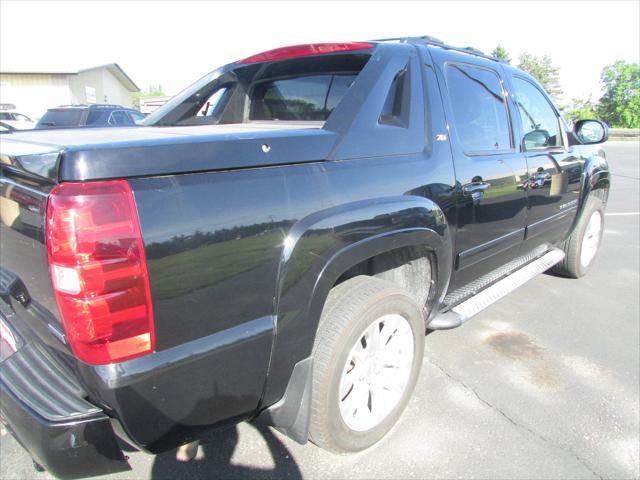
150, 423, 302, 480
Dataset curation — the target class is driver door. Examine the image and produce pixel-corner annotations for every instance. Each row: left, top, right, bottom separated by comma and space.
508, 76, 581, 249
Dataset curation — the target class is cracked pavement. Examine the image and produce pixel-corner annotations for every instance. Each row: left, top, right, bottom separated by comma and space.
1, 142, 638, 479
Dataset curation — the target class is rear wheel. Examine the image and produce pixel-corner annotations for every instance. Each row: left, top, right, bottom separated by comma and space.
553, 196, 605, 278
309, 276, 425, 453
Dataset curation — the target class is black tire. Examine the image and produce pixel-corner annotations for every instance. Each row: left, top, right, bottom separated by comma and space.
309, 275, 425, 453
553, 196, 605, 278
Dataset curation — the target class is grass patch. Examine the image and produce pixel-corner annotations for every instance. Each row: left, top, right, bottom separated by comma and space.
149, 233, 282, 298
148, 231, 336, 299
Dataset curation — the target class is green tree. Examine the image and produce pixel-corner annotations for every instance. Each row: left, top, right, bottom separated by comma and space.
564, 97, 598, 123
597, 61, 640, 128
132, 84, 165, 110
491, 45, 511, 64
517, 52, 563, 103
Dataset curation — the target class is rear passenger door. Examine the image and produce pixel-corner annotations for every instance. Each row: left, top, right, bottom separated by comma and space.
430, 50, 529, 291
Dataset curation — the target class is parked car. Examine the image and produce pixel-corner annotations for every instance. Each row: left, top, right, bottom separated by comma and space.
0, 37, 609, 479
0, 111, 36, 130
0, 122, 15, 133
35, 104, 146, 129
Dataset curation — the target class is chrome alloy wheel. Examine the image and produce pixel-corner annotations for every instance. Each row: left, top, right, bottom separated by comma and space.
580, 210, 602, 268
338, 314, 414, 432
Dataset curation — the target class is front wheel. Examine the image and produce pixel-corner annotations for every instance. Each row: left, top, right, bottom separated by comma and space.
309, 276, 425, 453
553, 196, 605, 278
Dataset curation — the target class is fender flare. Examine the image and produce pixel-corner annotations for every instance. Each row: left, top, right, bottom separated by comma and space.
256, 195, 452, 442
307, 227, 451, 325
571, 149, 610, 234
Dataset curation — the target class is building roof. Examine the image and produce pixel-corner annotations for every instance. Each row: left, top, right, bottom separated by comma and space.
0, 69, 77, 75
0, 63, 139, 92
79, 64, 139, 92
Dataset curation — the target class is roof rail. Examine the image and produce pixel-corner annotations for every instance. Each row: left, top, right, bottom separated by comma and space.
372, 35, 504, 63
460, 46, 485, 55
53, 104, 124, 109
372, 35, 445, 45
87, 104, 124, 109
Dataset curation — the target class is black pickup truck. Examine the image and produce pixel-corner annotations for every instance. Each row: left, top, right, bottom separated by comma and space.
0, 37, 610, 479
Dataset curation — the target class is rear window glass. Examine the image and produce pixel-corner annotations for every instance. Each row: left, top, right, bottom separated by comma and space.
38, 109, 83, 127
250, 74, 356, 121
145, 53, 370, 127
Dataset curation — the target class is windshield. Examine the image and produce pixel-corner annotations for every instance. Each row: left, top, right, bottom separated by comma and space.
144, 53, 371, 127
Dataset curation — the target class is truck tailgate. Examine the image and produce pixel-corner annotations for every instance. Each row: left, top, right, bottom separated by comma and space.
1, 151, 70, 354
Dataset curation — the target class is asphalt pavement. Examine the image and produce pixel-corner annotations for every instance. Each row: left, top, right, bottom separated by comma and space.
1, 142, 638, 480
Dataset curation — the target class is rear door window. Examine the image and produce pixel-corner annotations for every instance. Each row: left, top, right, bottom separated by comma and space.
250, 74, 356, 121
446, 63, 512, 154
86, 110, 108, 125
108, 110, 134, 125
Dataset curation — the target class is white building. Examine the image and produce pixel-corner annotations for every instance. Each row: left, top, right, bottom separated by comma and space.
139, 95, 172, 114
0, 64, 139, 120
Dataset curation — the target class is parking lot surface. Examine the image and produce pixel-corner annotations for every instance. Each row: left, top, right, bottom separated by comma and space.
1, 142, 638, 480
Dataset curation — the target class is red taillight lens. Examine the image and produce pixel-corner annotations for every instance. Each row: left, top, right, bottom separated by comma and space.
237, 42, 375, 64
46, 180, 155, 364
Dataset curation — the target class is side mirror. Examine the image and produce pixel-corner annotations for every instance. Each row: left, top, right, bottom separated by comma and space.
523, 129, 550, 150
573, 119, 608, 145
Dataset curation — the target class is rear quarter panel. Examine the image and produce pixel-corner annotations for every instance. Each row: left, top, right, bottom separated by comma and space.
125, 150, 456, 440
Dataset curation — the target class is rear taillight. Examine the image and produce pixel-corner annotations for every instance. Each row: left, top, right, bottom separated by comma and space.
46, 180, 155, 364
237, 42, 375, 64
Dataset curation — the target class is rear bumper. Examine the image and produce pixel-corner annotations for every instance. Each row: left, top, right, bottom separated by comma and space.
0, 338, 130, 479
0, 386, 130, 479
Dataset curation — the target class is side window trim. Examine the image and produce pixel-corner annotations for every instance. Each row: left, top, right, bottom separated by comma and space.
511, 75, 565, 151
378, 63, 410, 128
444, 60, 516, 156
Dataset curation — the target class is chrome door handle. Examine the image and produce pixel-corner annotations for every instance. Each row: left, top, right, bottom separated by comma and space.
462, 181, 491, 194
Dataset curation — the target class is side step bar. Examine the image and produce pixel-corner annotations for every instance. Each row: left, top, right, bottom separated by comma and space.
428, 248, 565, 330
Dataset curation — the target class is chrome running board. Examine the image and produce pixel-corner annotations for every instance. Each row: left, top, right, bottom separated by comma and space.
428, 248, 565, 330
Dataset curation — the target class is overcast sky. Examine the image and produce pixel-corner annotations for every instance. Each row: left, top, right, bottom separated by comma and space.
1, 0, 638, 103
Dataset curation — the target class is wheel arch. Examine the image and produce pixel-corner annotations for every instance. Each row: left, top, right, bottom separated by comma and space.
571, 149, 610, 234
307, 228, 450, 328
256, 195, 451, 441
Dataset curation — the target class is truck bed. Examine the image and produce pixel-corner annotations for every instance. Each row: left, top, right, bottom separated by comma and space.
4, 122, 324, 147
1, 123, 335, 181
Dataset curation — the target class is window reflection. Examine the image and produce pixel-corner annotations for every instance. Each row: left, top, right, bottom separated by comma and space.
446, 64, 511, 153
512, 77, 562, 150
